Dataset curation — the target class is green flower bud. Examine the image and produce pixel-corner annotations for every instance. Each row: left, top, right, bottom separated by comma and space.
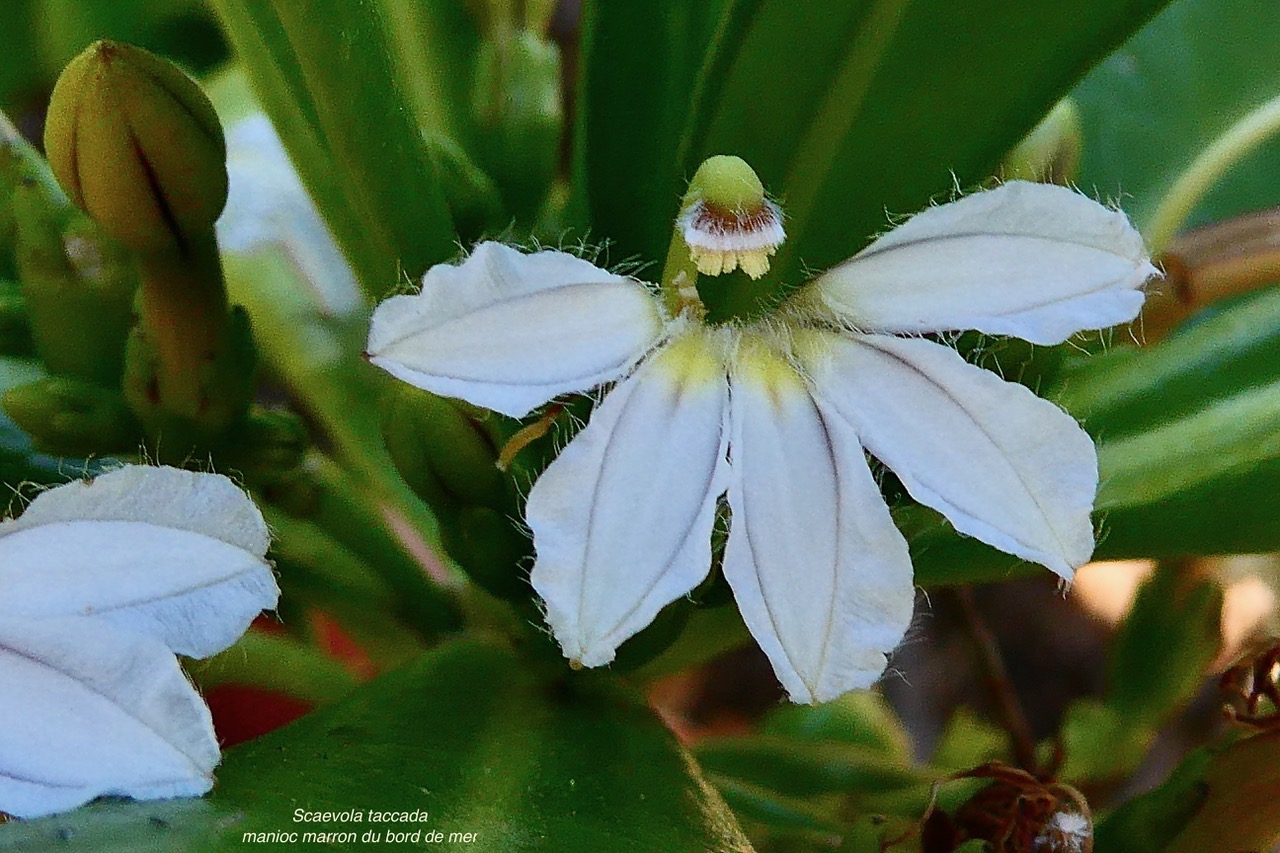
44, 40, 227, 253
472, 31, 561, 220
381, 383, 508, 512
3, 375, 139, 456
12, 181, 135, 386
1000, 98, 1083, 186
445, 505, 532, 601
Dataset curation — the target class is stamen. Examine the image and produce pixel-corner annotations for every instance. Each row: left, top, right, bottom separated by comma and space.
680, 198, 785, 280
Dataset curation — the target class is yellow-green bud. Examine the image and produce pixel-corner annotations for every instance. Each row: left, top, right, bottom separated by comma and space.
1000, 98, 1083, 186
3, 375, 139, 456
44, 40, 228, 253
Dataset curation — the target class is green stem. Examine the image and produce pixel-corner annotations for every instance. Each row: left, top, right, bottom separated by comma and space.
1147, 91, 1280, 255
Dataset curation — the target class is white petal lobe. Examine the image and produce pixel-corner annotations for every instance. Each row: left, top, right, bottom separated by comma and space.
798, 332, 1097, 577
529, 332, 730, 666
367, 242, 666, 417
0, 466, 277, 659
724, 340, 914, 704
0, 616, 218, 819
811, 181, 1156, 344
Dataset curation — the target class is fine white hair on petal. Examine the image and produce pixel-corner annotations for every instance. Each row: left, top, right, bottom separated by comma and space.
367, 242, 668, 418
0, 615, 218, 819
797, 330, 1097, 578
810, 180, 1157, 345
0, 465, 278, 659
529, 329, 731, 667
723, 337, 914, 704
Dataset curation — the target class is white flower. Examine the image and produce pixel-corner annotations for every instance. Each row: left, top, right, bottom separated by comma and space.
367, 180, 1155, 703
0, 465, 278, 819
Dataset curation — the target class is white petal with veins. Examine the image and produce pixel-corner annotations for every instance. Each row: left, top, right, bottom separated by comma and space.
367, 242, 667, 418
798, 331, 1097, 578
724, 338, 914, 703
529, 331, 730, 666
811, 181, 1155, 344
0, 616, 218, 819
0, 466, 277, 659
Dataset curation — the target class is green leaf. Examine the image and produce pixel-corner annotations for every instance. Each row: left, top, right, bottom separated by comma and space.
581, 0, 1173, 317
1053, 286, 1280, 442
760, 692, 912, 762
1056, 700, 1158, 785
697, 736, 923, 798
573, 0, 727, 259
708, 775, 845, 837
1107, 566, 1222, 726
930, 707, 1011, 773
0, 639, 754, 852
1073, 0, 1280, 239
210, 0, 456, 299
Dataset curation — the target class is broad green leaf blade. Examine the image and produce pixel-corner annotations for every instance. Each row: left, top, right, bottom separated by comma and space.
1106, 566, 1222, 726
1097, 731, 1280, 853
580, 0, 1171, 317
0, 639, 754, 852
573, 0, 729, 262
211, 0, 456, 299
1073, 0, 1280, 238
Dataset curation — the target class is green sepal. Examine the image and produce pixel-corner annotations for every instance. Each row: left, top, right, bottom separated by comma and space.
217, 406, 309, 490
2, 374, 138, 456
380, 382, 507, 512
444, 505, 532, 602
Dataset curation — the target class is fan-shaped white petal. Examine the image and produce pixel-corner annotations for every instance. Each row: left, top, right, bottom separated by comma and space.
368, 242, 666, 417
0, 616, 218, 819
0, 466, 277, 659
529, 331, 730, 666
724, 339, 914, 703
811, 181, 1155, 345
797, 331, 1097, 577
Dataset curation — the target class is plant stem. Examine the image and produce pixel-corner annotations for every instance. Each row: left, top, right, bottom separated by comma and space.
1147, 91, 1280, 255
955, 586, 1038, 774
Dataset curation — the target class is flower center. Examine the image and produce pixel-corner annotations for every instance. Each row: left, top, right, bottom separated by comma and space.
659, 155, 786, 320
